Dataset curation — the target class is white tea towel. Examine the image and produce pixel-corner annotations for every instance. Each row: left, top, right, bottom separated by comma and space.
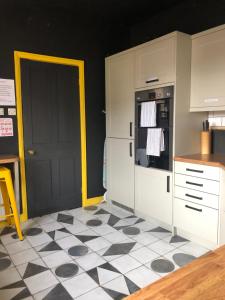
140, 101, 156, 127
146, 128, 165, 156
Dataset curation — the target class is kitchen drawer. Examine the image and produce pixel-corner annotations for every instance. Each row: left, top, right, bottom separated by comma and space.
175, 173, 220, 195
175, 161, 220, 181
174, 186, 219, 210
174, 197, 218, 244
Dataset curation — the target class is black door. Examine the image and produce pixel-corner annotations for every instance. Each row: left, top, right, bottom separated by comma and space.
21, 60, 82, 218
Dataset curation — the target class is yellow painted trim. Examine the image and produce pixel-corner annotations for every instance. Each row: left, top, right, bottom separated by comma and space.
85, 196, 104, 206
14, 51, 88, 221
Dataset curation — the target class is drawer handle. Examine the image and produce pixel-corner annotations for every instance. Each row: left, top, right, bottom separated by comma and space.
186, 168, 203, 174
185, 205, 202, 212
167, 176, 170, 193
185, 193, 203, 200
186, 181, 203, 187
145, 78, 159, 84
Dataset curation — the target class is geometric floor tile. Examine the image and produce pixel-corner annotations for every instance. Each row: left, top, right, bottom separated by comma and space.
150, 258, 175, 273
62, 272, 98, 298
47, 228, 71, 240
42, 250, 72, 268
86, 219, 102, 227
75, 252, 106, 271
55, 263, 79, 278
0, 202, 210, 299
57, 213, 74, 225
0, 280, 31, 300
87, 262, 121, 285
0, 257, 11, 271
68, 245, 89, 257
129, 246, 159, 264
103, 242, 136, 256
0, 267, 21, 289
110, 255, 141, 274
17, 258, 48, 279
24, 270, 58, 294
76, 287, 113, 300
125, 265, 160, 288
172, 253, 196, 267
38, 283, 74, 300
148, 240, 175, 255
122, 227, 140, 236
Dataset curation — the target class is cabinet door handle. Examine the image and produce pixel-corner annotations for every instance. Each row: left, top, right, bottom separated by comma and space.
185, 193, 203, 200
186, 181, 203, 187
129, 142, 132, 157
167, 176, 170, 193
186, 168, 203, 174
185, 205, 202, 212
130, 122, 133, 137
145, 78, 159, 84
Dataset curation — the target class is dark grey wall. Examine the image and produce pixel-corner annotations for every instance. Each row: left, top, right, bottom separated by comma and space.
130, 0, 225, 47
0, 6, 106, 198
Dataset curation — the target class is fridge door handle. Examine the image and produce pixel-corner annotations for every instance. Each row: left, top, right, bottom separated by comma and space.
167, 176, 170, 193
130, 122, 133, 137
129, 142, 132, 157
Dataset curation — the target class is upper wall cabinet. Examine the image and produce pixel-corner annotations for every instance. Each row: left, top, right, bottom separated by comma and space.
105, 52, 134, 139
135, 37, 176, 89
190, 26, 225, 111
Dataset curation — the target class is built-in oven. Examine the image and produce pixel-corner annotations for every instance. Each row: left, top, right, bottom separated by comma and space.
135, 86, 174, 171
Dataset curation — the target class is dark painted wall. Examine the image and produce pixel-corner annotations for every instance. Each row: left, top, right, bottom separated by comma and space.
0, 6, 106, 198
130, 0, 225, 47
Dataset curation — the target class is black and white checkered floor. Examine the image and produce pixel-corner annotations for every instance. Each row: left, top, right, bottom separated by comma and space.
0, 202, 210, 300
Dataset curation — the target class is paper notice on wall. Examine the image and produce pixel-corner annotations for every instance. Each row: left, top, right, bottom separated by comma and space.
0, 79, 16, 106
0, 118, 13, 137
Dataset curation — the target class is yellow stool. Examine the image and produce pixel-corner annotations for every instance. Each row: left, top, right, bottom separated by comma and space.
0, 167, 23, 240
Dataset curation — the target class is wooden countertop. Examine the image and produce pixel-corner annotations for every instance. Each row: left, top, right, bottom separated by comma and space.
125, 245, 225, 300
0, 154, 19, 164
174, 153, 225, 169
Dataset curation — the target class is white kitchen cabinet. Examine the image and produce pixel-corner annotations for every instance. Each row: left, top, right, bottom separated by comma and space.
134, 36, 176, 89
105, 52, 134, 139
190, 25, 225, 111
135, 166, 172, 225
107, 138, 134, 209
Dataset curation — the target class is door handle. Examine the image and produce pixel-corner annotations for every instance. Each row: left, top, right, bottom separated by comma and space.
129, 142, 132, 157
27, 149, 35, 156
130, 122, 133, 137
167, 176, 170, 193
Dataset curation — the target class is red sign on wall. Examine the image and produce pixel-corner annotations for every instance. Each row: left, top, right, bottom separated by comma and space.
0, 118, 13, 137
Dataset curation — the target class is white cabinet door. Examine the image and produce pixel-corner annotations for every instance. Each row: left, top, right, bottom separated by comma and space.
106, 52, 134, 139
135, 37, 176, 89
191, 29, 225, 111
135, 166, 172, 225
107, 138, 134, 209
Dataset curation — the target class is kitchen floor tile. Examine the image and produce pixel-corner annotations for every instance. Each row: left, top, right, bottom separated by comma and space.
75, 252, 106, 271
76, 286, 113, 300
148, 240, 176, 255
125, 265, 160, 288
24, 270, 58, 294
132, 232, 159, 246
85, 236, 111, 252
130, 246, 159, 264
27, 232, 53, 247
104, 231, 128, 243
0, 267, 21, 288
5, 239, 31, 255
42, 250, 72, 268
110, 254, 141, 274
62, 272, 98, 298
178, 241, 210, 257
56, 235, 83, 249
10, 248, 39, 266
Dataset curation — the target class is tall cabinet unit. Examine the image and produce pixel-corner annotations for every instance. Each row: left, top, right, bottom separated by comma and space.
105, 52, 135, 210
105, 31, 206, 225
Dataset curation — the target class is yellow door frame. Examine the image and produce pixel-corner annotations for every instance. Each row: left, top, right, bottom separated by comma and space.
14, 51, 102, 222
